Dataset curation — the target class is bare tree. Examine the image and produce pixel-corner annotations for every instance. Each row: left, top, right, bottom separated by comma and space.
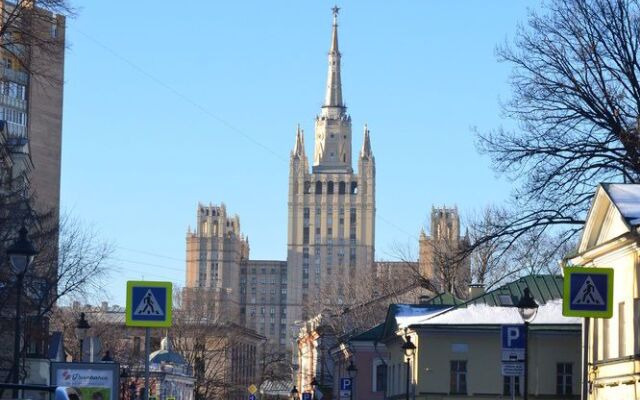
475, 0, 640, 260
305, 259, 431, 338
467, 206, 578, 289
0, 0, 71, 82
0, 210, 113, 385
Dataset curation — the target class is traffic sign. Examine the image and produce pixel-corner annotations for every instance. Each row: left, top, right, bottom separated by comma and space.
501, 325, 525, 361
340, 378, 352, 391
340, 378, 352, 398
249, 395, 256, 400
126, 281, 173, 327
563, 267, 613, 318
248, 384, 257, 394
302, 393, 312, 400
501, 361, 524, 376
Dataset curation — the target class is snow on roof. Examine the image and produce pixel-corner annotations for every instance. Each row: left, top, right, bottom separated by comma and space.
395, 305, 451, 329
402, 299, 580, 327
605, 184, 640, 225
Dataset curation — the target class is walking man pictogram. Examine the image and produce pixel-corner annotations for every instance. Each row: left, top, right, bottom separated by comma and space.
142, 292, 157, 314
582, 279, 595, 303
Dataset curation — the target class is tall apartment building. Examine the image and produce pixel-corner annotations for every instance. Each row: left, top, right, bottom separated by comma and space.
419, 206, 470, 297
0, 1, 65, 213
185, 204, 249, 319
185, 204, 291, 345
185, 10, 376, 346
286, 8, 375, 326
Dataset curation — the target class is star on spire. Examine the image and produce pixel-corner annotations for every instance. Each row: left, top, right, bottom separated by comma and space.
332, 5, 340, 24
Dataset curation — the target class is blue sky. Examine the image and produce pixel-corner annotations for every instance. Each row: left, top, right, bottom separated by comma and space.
60, 1, 534, 306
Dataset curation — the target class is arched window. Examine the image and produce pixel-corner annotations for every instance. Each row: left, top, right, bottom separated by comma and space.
304, 181, 311, 194
338, 181, 346, 194
351, 182, 358, 194
327, 181, 334, 194
315, 181, 323, 194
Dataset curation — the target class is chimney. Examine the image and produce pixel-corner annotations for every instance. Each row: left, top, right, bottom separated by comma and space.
468, 284, 485, 299
101, 301, 108, 312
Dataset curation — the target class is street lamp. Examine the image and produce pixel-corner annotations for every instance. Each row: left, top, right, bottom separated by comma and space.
517, 287, 538, 400
76, 312, 91, 361
290, 385, 299, 400
346, 359, 358, 400
401, 335, 416, 400
6, 226, 37, 397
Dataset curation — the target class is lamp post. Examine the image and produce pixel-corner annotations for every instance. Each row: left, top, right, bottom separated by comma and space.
346, 359, 358, 400
517, 287, 539, 400
6, 226, 37, 398
76, 312, 91, 361
310, 377, 319, 400
401, 335, 416, 400
290, 385, 299, 400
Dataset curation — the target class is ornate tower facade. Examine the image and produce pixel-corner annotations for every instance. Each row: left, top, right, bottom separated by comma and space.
185, 203, 249, 319
287, 8, 376, 326
419, 206, 470, 297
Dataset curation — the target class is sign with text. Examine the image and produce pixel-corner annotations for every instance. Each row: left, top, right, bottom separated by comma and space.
51, 362, 120, 400
563, 267, 613, 318
501, 361, 524, 377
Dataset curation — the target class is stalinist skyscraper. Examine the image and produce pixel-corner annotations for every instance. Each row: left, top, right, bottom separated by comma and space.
287, 7, 376, 324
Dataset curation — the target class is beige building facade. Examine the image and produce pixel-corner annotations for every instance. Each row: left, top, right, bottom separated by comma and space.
568, 183, 640, 400
286, 8, 376, 326
381, 275, 581, 399
185, 9, 378, 348
419, 206, 470, 297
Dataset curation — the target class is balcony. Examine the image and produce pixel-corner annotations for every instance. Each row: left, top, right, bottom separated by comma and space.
0, 66, 28, 85
0, 94, 26, 110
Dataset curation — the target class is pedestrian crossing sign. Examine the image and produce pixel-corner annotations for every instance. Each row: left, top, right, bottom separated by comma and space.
563, 267, 613, 318
126, 281, 172, 327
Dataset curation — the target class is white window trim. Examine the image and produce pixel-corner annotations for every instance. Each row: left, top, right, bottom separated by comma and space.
372, 358, 388, 393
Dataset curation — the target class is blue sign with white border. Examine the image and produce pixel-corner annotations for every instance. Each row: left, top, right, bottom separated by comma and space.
125, 281, 173, 327
563, 267, 613, 318
302, 393, 312, 400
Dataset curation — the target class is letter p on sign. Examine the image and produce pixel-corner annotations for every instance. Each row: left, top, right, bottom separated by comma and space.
502, 325, 525, 349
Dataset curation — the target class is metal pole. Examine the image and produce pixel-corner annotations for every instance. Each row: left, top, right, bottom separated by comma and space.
581, 318, 589, 400
511, 376, 515, 400
12, 274, 23, 399
145, 328, 150, 400
405, 358, 410, 400
524, 321, 529, 400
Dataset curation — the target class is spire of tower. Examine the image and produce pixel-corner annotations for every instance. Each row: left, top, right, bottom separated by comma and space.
292, 124, 306, 159
360, 124, 373, 159
322, 5, 344, 112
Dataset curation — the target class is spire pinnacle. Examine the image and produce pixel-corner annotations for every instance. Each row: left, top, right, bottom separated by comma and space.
292, 124, 306, 159
360, 124, 372, 159
322, 5, 344, 113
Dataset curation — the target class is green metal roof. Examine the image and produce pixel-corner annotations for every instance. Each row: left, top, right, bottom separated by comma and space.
424, 292, 465, 306
464, 275, 563, 307
351, 323, 384, 341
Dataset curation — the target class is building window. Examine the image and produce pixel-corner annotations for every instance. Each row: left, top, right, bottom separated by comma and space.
556, 363, 572, 395
503, 376, 520, 396
373, 362, 387, 392
450, 360, 467, 394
